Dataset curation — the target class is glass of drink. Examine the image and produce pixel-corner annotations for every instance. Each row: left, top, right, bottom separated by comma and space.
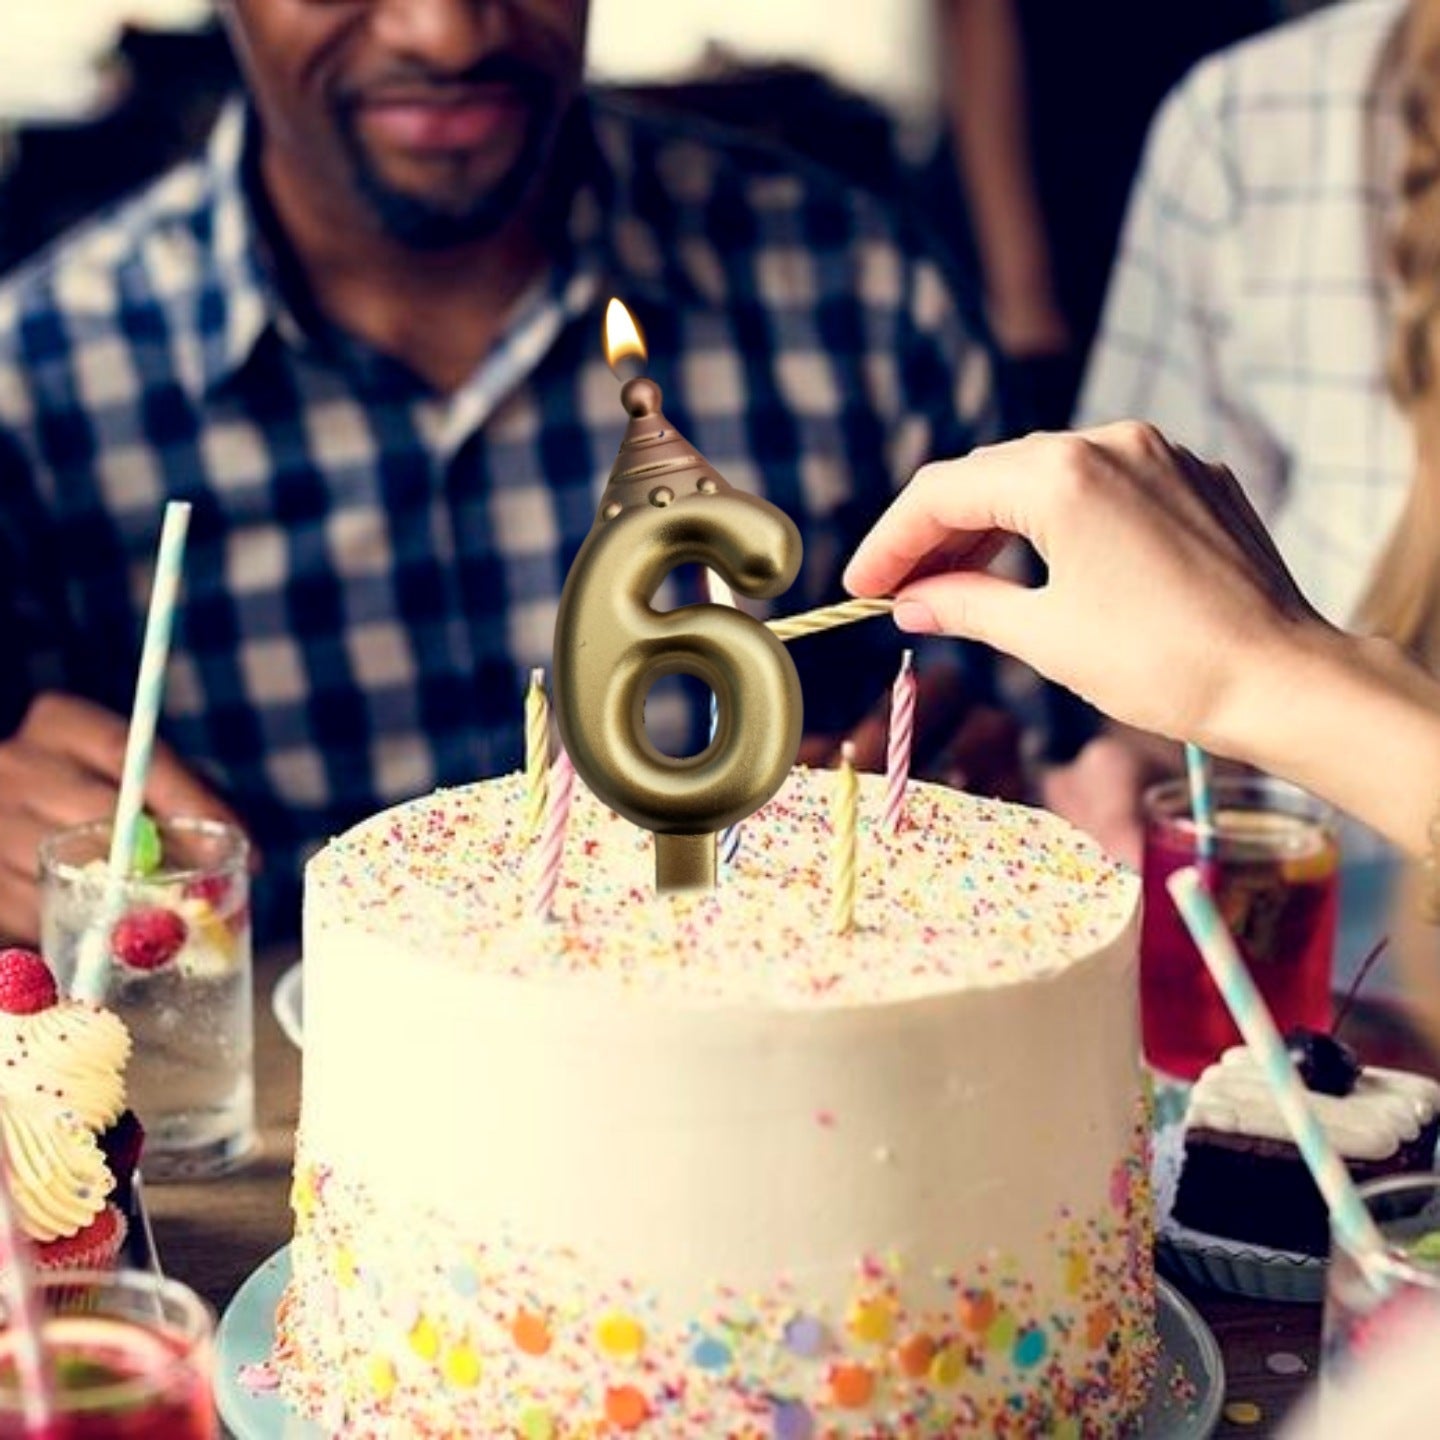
0, 1269, 215, 1438
38, 818, 256, 1180
1323, 1176, 1440, 1386
1141, 775, 1338, 1079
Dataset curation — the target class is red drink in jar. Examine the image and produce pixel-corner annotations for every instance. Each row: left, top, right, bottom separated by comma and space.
1141, 776, 1338, 1080
0, 1272, 214, 1439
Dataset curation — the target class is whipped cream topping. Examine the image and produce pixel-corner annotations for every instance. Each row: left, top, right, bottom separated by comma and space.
1186, 1048, 1440, 1161
0, 1109, 113, 1243
0, 1001, 131, 1241
309, 769, 1138, 1005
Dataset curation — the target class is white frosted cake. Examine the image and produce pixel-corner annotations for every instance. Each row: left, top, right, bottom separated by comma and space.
273, 770, 1154, 1435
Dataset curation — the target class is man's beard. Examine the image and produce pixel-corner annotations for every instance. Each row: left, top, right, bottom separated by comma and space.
334, 79, 560, 250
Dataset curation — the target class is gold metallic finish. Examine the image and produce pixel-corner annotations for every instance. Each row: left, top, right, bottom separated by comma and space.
648, 485, 675, 507
656, 832, 717, 891
554, 316, 804, 894
767, 596, 896, 643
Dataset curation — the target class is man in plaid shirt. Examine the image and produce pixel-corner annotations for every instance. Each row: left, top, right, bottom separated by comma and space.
0, 1, 1000, 945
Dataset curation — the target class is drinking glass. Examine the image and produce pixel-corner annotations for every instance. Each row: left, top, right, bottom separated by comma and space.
1141, 775, 1338, 1079
0, 1269, 215, 1438
39, 818, 256, 1179
1323, 1175, 1440, 1385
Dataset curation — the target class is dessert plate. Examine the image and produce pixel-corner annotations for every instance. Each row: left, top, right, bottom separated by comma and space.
272, 963, 303, 1050
216, 1249, 1224, 1439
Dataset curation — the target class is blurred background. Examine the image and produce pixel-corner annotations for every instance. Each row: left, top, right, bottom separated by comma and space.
0, 1, 1328, 433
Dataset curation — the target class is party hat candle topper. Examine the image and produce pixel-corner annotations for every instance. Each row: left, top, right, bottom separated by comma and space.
553, 301, 804, 892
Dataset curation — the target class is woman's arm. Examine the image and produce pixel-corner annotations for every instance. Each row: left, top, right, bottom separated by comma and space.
845, 423, 1440, 858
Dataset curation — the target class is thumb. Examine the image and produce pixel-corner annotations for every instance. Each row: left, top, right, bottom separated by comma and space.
892, 572, 1035, 655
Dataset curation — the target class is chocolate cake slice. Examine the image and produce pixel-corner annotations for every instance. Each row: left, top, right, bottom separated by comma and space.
1172, 1032, 1440, 1256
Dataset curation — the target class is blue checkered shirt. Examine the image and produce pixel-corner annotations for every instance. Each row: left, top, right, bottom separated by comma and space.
0, 97, 999, 941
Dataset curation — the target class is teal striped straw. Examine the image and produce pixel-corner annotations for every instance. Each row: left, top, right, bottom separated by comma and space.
1183, 742, 1216, 867
1166, 867, 1391, 1273
73, 501, 193, 1003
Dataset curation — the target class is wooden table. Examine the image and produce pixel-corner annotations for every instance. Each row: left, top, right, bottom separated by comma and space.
149, 950, 1436, 1439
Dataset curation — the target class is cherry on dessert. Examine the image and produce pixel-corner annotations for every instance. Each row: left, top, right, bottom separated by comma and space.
110, 907, 188, 971
0, 948, 58, 1014
1284, 1026, 1361, 1097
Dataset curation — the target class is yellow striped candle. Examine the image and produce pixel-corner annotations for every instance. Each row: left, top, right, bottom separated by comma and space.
832, 741, 858, 935
524, 667, 549, 837
767, 597, 894, 643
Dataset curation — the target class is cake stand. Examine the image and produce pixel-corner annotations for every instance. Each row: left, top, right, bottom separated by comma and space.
217, 1250, 1225, 1438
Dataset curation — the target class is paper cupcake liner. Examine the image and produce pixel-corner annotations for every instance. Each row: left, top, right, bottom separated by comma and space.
34, 1203, 129, 1274
1150, 1070, 1326, 1304
1157, 1223, 1326, 1305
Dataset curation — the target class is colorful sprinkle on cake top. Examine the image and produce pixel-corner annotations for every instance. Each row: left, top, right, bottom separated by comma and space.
308, 770, 1137, 1005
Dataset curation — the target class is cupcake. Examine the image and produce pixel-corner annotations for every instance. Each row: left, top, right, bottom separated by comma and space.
0, 948, 138, 1271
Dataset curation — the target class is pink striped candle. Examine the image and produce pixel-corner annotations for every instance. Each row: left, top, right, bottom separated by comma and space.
534, 749, 577, 921
882, 649, 916, 832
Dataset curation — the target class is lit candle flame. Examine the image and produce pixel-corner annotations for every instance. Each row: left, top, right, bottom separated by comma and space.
603, 298, 648, 376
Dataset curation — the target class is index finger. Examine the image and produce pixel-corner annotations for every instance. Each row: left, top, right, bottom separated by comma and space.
843, 441, 1050, 599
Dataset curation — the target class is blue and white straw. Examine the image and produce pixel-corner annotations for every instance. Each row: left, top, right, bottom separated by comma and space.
1166, 867, 1390, 1270
1183, 742, 1216, 867
73, 501, 193, 1003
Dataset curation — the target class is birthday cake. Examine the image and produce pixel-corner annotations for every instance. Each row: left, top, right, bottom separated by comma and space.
273, 770, 1154, 1436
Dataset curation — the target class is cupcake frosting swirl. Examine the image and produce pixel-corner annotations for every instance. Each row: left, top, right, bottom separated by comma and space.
0, 1004, 131, 1130
0, 1000, 131, 1241
0, 1109, 113, 1242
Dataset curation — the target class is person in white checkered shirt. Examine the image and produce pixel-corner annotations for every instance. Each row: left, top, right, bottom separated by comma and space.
1048, 0, 1435, 875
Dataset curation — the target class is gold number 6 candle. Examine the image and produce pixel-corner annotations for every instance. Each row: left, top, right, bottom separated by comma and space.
553, 302, 803, 893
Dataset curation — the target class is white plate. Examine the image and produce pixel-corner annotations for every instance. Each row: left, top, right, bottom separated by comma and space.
271, 963, 303, 1049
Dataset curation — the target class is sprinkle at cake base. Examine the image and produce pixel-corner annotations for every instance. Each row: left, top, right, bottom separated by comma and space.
274, 770, 1155, 1434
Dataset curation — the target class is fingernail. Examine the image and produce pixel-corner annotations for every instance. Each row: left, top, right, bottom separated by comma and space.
892, 599, 938, 634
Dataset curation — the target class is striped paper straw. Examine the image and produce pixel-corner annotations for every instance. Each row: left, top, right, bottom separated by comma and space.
534, 749, 576, 921
707, 571, 743, 867
882, 649, 916, 832
1183, 742, 1216, 869
832, 742, 859, 935
73, 501, 192, 1004
0, 1124, 57, 1435
524, 667, 549, 838
1166, 867, 1390, 1268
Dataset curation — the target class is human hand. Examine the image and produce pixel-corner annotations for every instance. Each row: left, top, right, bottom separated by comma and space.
0, 692, 247, 945
797, 666, 1024, 799
843, 423, 1324, 761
